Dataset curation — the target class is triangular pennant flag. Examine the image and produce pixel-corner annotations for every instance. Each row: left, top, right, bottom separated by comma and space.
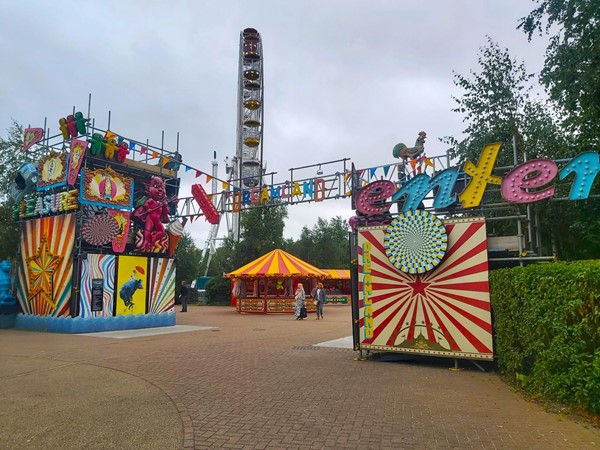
105, 130, 117, 140
140, 146, 147, 154
357, 169, 364, 177
370, 167, 377, 178
208, 194, 213, 200
189, 215, 195, 223
161, 156, 170, 167
344, 171, 351, 181
195, 170, 201, 178
222, 181, 229, 189
184, 165, 192, 172
205, 174, 213, 183
129, 141, 136, 150
117, 136, 125, 144
383, 165, 390, 176
151, 151, 159, 158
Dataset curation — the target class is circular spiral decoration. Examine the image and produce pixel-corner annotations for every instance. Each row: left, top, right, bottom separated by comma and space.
81, 214, 119, 246
384, 210, 447, 274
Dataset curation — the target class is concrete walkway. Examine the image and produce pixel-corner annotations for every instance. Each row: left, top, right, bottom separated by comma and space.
1, 306, 598, 449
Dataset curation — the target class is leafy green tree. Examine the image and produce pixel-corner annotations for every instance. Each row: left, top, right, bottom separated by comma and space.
519, 0, 600, 148
234, 204, 288, 265
442, 37, 599, 258
0, 120, 27, 199
175, 231, 202, 289
0, 203, 20, 260
288, 216, 349, 269
0, 121, 28, 260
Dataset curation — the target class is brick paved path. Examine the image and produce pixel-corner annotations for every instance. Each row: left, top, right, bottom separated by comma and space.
1, 306, 598, 449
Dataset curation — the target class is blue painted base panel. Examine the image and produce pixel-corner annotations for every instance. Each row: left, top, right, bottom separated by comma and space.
13, 312, 176, 333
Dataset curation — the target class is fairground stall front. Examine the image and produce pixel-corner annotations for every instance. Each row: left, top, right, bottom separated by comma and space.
8, 108, 202, 333
321, 269, 350, 305
225, 249, 329, 314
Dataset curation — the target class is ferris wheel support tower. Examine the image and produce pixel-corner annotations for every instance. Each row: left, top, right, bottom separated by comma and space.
229, 27, 265, 241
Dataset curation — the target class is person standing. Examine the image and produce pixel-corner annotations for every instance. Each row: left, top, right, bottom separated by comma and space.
179, 281, 189, 312
294, 283, 306, 320
315, 282, 326, 320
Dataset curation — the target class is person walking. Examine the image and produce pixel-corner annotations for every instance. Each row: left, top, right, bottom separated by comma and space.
179, 281, 189, 312
315, 282, 326, 319
294, 283, 306, 320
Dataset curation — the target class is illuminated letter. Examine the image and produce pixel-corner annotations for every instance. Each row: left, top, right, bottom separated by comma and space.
232, 191, 242, 212
269, 185, 282, 200
459, 143, 503, 208
242, 190, 251, 205
391, 169, 459, 211
302, 180, 314, 199
314, 178, 325, 202
355, 180, 395, 215
260, 187, 270, 203
501, 159, 557, 203
291, 182, 302, 197
559, 151, 600, 200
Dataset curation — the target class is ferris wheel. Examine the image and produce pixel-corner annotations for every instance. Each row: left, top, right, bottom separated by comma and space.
236, 27, 264, 189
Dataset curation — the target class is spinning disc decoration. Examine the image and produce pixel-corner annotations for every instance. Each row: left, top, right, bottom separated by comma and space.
384, 210, 447, 274
81, 215, 119, 246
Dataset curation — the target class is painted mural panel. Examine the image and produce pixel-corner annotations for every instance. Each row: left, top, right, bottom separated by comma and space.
80, 254, 116, 317
115, 256, 148, 315
148, 258, 176, 313
358, 217, 494, 360
17, 214, 75, 316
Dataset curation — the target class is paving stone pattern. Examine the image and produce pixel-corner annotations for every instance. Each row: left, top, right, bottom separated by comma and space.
1, 306, 598, 449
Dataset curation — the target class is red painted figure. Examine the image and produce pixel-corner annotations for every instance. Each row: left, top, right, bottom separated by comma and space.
134, 176, 170, 251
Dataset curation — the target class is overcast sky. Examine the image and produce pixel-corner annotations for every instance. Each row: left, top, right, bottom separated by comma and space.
1, 0, 549, 249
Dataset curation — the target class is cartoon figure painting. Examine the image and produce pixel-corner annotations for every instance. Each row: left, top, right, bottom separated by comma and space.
133, 176, 170, 252
116, 257, 147, 315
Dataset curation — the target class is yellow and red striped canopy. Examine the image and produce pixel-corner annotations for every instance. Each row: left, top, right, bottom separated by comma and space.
322, 269, 350, 280
225, 249, 329, 279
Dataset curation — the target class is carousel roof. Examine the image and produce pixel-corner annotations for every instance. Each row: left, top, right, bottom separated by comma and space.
225, 249, 329, 279
322, 269, 350, 280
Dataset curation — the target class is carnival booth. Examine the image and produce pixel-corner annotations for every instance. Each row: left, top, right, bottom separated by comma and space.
321, 270, 350, 305
225, 249, 329, 314
8, 109, 197, 333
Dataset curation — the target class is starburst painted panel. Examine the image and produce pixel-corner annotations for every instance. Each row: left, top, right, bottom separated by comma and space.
148, 257, 176, 313
17, 214, 75, 316
358, 216, 493, 360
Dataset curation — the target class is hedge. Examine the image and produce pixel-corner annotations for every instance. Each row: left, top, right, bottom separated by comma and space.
204, 276, 232, 305
490, 260, 600, 414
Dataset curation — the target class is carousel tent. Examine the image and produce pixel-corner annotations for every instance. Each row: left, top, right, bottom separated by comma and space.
322, 269, 350, 279
225, 249, 328, 278
225, 249, 329, 314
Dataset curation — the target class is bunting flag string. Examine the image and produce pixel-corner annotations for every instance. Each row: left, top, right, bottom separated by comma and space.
184, 165, 192, 172
195, 170, 201, 178
151, 151, 159, 158
383, 165, 390, 176
370, 167, 377, 178
205, 174, 213, 183
140, 146, 147, 154
222, 181, 229, 189
129, 141, 136, 150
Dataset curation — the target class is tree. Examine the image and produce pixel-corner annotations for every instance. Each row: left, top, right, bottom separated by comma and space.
442, 37, 598, 259
519, 0, 600, 149
0, 121, 27, 260
288, 216, 349, 268
175, 231, 202, 288
235, 204, 288, 265
0, 120, 27, 198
